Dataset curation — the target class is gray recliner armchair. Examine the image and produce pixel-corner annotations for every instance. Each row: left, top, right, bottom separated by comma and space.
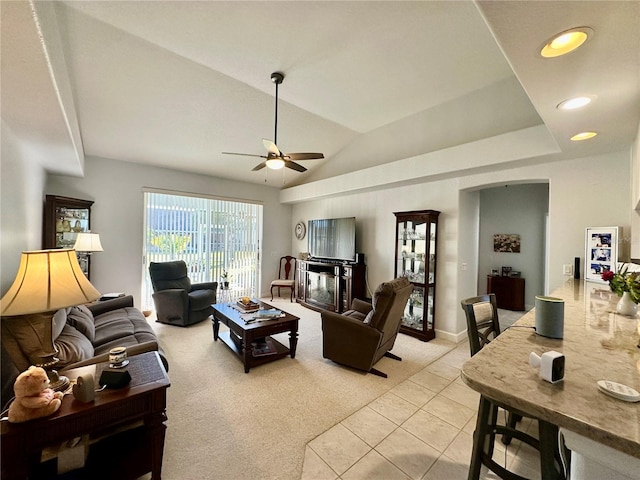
321, 277, 413, 378
149, 260, 217, 327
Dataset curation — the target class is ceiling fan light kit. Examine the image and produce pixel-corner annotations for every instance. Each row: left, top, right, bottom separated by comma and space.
223, 72, 324, 173
266, 158, 285, 170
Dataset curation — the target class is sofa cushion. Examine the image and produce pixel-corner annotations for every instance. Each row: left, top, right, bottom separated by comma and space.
52, 308, 69, 340
55, 324, 94, 368
66, 305, 95, 343
93, 307, 157, 352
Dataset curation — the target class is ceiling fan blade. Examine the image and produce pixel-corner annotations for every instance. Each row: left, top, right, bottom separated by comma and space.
222, 152, 268, 159
262, 139, 281, 157
285, 161, 307, 173
286, 152, 325, 161
252, 161, 267, 171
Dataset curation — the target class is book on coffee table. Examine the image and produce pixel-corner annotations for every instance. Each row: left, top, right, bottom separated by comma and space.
251, 339, 277, 357
254, 309, 283, 319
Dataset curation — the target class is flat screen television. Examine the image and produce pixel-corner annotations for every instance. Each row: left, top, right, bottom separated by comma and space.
307, 217, 356, 262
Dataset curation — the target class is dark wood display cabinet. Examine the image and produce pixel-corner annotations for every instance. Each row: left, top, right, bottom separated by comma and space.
43, 195, 94, 277
297, 260, 366, 313
487, 275, 525, 311
394, 210, 440, 342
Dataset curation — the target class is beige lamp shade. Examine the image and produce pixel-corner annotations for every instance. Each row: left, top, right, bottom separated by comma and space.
0, 249, 101, 316
73, 232, 104, 252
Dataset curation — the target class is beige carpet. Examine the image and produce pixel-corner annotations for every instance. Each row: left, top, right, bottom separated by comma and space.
151, 299, 455, 480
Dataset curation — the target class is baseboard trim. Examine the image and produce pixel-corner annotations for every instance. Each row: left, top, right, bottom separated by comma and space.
434, 328, 468, 344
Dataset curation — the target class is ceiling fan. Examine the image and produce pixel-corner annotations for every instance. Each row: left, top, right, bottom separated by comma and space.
222, 72, 324, 172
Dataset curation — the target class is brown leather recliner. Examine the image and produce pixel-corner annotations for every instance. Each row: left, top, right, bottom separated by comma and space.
149, 260, 217, 327
321, 276, 413, 378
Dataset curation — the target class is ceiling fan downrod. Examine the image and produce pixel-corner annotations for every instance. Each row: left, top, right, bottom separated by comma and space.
271, 72, 284, 148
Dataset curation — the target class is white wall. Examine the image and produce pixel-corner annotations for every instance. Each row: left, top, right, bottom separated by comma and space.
631, 122, 640, 260
456, 189, 480, 335
292, 182, 461, 295
478, 183, 549, 308
45, 156, 292, 307
2, 140, 633, 342
0, 122, 48, 294
293, 149, 632, 342
292, 177, 463, 341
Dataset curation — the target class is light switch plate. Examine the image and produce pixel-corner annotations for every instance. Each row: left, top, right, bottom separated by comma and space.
563, 264, 573, 276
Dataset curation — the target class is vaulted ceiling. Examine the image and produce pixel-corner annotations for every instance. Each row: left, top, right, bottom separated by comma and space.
2, 1, 639, 188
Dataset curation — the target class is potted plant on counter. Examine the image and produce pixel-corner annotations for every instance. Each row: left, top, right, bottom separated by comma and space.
601, 264, 640, 317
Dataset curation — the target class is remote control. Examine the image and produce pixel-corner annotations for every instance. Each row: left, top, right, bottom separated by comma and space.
597, 380, 640, 402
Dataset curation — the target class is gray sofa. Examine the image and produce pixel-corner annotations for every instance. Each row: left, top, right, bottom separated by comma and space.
1, 295, 168, 404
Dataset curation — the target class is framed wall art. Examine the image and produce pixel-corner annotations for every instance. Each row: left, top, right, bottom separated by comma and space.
493, 233, 521, 253
585, 226, 619, 283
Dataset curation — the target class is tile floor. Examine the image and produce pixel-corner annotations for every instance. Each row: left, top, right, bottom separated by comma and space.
301, 309, 542, 480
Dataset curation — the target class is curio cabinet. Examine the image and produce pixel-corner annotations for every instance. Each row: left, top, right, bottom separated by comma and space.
394, 210, 439, 342
43, 195, 94, 277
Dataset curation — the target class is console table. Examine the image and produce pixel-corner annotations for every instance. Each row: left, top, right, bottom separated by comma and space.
486, 275, 525, 311
1, 351, 170, 479
296, 260, 366, 313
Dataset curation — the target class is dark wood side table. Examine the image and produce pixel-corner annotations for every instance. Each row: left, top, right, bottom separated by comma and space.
1, 351, 170, 479
486, 275, 525, 311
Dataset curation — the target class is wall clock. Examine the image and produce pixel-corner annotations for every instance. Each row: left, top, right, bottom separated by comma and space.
295, 221, 306, 240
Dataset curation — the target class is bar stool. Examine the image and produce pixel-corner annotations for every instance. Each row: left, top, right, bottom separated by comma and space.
461, 294, 567, 480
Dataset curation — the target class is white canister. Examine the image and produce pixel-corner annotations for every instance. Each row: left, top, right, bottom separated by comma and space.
535, 295, 564, 339
109, 346, 128, 366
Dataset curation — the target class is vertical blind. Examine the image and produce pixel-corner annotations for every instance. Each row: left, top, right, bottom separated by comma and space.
142, 191, 262, 310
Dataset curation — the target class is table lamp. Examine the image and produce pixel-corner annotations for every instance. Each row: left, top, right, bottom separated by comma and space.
73, 232, 103, 279
73, 232, 103, 253
0, 249, 101, 391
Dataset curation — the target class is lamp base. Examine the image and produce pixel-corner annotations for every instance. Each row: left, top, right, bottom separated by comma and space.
48, 369, 70, 392
38, 350, 70, 392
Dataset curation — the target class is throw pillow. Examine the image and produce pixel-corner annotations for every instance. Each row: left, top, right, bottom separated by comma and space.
67, 305, 95, 343
54, 324, 94, 368
52, 308, 70, 340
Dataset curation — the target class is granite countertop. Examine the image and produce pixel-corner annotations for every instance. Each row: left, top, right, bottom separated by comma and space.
461, 279, 640, 458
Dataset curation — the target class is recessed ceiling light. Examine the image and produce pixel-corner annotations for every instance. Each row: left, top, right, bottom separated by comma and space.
557, 96, 593, 110
541, 27, 593, 58
570, 132, 597, 141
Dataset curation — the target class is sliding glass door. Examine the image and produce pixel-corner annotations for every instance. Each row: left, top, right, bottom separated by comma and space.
142, 190, 262, 310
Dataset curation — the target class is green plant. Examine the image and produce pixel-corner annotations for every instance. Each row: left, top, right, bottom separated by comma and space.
602, 265, 640, 303
148, 231, 191, 255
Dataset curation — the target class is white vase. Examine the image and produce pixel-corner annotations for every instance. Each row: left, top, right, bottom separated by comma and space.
616, 291, 638, 317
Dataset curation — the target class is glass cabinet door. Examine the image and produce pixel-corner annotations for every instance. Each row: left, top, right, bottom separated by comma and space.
43, 195, 94, 278
394, 210, 440, 342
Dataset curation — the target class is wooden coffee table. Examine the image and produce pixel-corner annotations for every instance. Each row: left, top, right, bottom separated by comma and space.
212, 301, 299, 373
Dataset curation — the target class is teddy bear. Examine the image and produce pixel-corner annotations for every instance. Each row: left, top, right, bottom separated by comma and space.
8, 366, 64, 423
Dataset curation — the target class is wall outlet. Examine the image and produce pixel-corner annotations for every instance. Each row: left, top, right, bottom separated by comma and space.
563, 264, 573, 276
